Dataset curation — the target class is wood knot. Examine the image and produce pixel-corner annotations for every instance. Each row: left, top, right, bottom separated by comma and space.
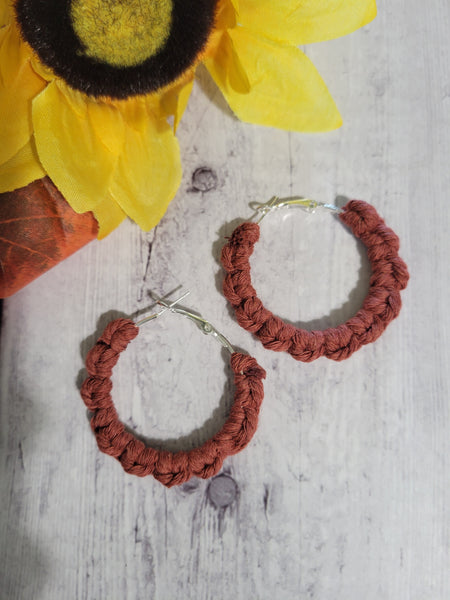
207, 474, 238, 508
190, 167, 218, 193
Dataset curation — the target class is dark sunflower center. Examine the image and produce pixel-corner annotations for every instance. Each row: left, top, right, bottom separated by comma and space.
15, 0, 218, 99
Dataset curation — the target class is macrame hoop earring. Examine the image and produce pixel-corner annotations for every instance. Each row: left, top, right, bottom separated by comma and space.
221, 198, 409, 362
80, 292, 266, 488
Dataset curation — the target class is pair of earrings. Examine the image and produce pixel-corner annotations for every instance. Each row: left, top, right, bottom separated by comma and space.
81, 198, 409, 487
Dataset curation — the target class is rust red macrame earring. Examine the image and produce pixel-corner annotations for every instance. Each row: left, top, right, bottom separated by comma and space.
80, 292, 266, 488
221, 197, 409, 362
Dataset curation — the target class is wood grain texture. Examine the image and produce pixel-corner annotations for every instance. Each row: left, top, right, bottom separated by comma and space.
1, 1, 450, 598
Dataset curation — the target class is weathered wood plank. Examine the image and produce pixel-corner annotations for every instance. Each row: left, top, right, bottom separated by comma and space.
1, 2, 450, 598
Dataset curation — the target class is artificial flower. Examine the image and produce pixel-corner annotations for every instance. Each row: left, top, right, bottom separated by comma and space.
0, 0, 376, 237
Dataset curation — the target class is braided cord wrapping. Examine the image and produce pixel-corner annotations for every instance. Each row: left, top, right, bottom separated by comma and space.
80, 318, 266, 487
221, 200, 409, 362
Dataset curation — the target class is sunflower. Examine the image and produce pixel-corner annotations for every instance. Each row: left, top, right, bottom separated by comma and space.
0, 0, 376, 237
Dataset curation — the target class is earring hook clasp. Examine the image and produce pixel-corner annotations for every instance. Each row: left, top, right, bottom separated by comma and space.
250, 196, 342, 224
136, 290, 235, 354
134, 290, 191, 326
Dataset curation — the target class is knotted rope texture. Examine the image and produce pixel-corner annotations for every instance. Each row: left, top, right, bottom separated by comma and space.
80, 318, 266, 487
221, 200, 409, 361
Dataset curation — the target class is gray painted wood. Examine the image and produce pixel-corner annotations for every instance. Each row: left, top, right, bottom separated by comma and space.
1, 2, 450, 598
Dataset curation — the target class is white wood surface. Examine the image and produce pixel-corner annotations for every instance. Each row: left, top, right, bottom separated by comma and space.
1, 2, 450, 598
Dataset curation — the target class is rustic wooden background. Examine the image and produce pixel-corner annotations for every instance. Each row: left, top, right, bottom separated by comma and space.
1, 1, 450, 598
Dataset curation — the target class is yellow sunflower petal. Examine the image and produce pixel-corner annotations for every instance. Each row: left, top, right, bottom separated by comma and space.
213, 0, 237, 31
0, 136, 45, 193
108, 99, 181, 231
204, 31, 250, 95
0, 24, 46, 165
159, 72, 194, 132
205, 28, 342, 132
238, 0, 377, 45
29, 54, 55, 83
91, 194, 127, 239
0, 0, 12, 27
32, 80, 124, 215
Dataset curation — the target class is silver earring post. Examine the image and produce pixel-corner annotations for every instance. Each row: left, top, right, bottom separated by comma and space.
135, 290, 235, 354
134, 290, 191, 326
250, 196, 342, 224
